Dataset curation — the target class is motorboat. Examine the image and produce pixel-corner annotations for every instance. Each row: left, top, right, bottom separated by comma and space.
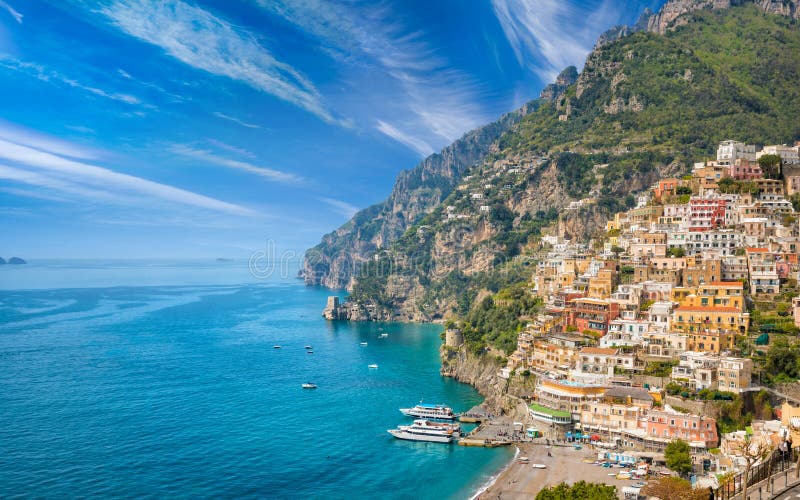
301, 383, 317, 389
304, 345, 313, 349
368, 364, 379, 369
378, 333, 388, 338
273, 345, 281, 349
360, 342, 368, 346
531, 464, 547, 469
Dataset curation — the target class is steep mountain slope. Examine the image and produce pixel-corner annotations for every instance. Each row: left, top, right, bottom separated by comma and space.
302, 102, 538, 289
499, 4, 800, 158
307, 1, 800, 321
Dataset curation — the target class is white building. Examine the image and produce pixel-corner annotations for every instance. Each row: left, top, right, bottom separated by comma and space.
717, 140, 756, 165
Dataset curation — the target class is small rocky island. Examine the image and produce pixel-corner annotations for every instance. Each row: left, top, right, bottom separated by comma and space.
1, 257, 27, 264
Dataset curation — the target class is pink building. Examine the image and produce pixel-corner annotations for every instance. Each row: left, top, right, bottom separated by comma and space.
730, 159, 762, 180
644, 409, 719, 448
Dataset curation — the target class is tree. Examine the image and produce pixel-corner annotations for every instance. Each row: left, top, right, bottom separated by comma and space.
765, 340, 800, 381
641, 477, 707, 500
728, 434, 774, 500
665, 439, 693, 477
535, 481, 617, 500
758, 154, 782, 179
668, 246, 686, 258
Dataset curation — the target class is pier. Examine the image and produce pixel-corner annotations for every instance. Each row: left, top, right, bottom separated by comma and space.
458, 404, 491, 423
458, 412, 517, 448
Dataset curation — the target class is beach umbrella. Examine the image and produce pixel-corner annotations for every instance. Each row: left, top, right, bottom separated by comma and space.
591, 434, 601, 441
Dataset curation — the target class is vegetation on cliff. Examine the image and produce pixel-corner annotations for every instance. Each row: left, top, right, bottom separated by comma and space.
500, 5, 800, 158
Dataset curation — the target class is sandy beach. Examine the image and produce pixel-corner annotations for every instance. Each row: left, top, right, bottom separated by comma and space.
475, 442, 634, 499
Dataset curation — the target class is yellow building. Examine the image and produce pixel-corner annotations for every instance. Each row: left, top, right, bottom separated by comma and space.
588, 269, 615, 299
673, 305, 749, 353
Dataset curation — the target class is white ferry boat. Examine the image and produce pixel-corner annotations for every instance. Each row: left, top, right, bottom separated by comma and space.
399, 403, 457, 420
387, 419, 460, 443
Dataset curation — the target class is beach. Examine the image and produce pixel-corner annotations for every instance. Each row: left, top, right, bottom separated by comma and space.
475, 442, 633, 499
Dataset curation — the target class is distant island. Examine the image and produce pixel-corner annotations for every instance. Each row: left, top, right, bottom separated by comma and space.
0, 257, 26, 265
215, 258, 234, 262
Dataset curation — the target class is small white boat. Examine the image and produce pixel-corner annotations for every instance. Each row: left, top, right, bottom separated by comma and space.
306, 351, 314, 354
368, 364, 379, 369
360, 342, 368, 346
378, 333, 388, 338
531, 464, 547, 469
304, 345, 312, 349
517, 456, 530, 463
301, 383, 317, 389
273, 345, 282, 349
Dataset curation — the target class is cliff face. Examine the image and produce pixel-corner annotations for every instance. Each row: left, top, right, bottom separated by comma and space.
440, 346, 534, 419
647, 0, 800, 34
302, 104, 536, 290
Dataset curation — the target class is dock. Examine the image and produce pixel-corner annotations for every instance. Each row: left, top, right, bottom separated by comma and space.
457, 413, 517, 448
458, 404, 491, 423
458, 438, 512, 447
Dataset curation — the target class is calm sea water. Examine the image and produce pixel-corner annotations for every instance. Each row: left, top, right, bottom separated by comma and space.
0, 260, 512, 499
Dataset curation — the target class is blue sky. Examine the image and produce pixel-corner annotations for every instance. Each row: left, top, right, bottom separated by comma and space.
0, 0, 661, 259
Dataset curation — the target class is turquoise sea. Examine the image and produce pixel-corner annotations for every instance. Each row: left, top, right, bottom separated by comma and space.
0, 260, 512, 499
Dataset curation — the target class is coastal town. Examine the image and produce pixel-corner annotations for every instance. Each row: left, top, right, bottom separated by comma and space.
441, 140, 800, 498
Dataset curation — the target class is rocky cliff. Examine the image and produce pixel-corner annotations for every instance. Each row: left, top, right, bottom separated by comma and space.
440, 345, 535, 419
303, 103, 537, 290
647, 0, 799, 34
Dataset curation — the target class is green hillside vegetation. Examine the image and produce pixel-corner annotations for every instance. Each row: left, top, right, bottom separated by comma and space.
499, 6, 800, 158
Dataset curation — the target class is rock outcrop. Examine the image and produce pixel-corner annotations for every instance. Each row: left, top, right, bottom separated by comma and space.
539, 66, 578, 102
440, 345, 534, 420
647, 0, 800, 34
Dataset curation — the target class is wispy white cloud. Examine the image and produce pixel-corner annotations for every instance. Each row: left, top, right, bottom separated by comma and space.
0, 120, 101, 160
319, 196, 359, 219
256, 0, 487, 153
169, 144, 302, 184
0, 129, 254, 216
206, 138, 256, 159
0, 1, 22, 24
0, 164, 120, 202
376, 120, 434, 157
0, 56, 143, 105
97, 0, 336, 123
212, 111, 261, 129
491, 0, 622, 80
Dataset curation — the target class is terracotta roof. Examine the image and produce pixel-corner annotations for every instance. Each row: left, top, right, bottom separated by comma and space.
580, 347, 618, 355
704, 281, 744, 288
746, 248, 770, 253
675, 306, 743, 313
